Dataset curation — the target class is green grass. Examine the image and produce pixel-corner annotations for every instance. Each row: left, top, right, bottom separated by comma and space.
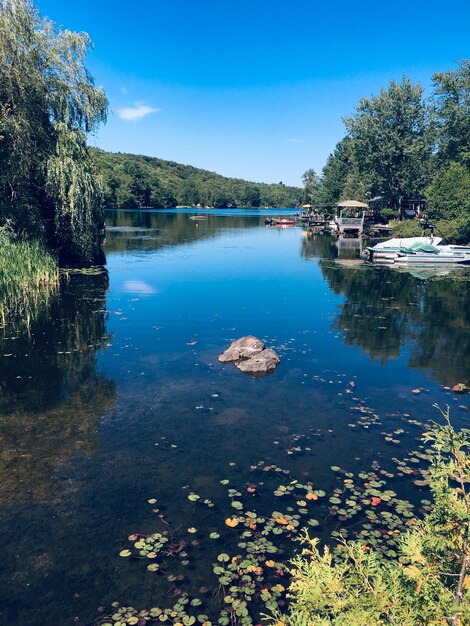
0, 228, 59, 326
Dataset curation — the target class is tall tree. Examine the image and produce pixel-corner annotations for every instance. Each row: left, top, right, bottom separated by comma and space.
0, 0, 108, 263
425, 161, 470, 220
301, 168, 321, 205
317, 137, 356, 206
344, 77, 432, 209
432, 59, 470, 167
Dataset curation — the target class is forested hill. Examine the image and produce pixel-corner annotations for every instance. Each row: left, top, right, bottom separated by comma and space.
91, 149, 303, 209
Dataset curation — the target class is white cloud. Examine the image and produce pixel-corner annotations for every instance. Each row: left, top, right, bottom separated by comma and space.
117, 103, 160, 122
123, 280, 157, 295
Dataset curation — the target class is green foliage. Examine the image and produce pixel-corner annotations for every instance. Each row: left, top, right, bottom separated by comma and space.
312, 60, 470, 224
91, 149, 302, 209
432, 59, 470, 168
389, 217, 470, 244
0, 225, 58, 325
271, 409, 470, 625
388, 219, 422, 238
301, 169, 321, 205
317, 138, 354, 207
379, 208, 399, 222
344, 77, 432, 209
426, 162, 470, 221
0, 0, 108, 263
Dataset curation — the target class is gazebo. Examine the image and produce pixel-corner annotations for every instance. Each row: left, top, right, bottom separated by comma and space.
334, 200, 368, 235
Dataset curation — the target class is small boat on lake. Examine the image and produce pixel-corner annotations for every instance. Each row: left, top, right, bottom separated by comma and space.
365, 236, 470, 265
275, 218, 295, 226
265, 217, 296, 226
189, 214, 208, 221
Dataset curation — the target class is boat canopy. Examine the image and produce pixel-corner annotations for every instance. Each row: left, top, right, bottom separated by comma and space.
402, 242, 440, 254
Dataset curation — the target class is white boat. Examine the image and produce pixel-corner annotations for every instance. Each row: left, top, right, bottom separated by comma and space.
365, 236, 441, 262
365, 236, 470, 265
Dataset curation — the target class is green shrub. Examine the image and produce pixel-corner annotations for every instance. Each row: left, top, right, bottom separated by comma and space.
270, 408, 470, 626
426, 162, 470, 221
379, 208, 399, 223
389, 217, 470, 244
388, 219, 421, 238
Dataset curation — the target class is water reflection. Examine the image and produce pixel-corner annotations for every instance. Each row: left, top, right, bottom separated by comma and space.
0, 270, 115, 504
300, 230, 336, 260
320, 260, 470, 383
105, 209, 270, 253
0, 211, 468, 625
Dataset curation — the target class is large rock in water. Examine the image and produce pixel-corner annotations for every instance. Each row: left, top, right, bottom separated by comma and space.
218, 336, 280, 375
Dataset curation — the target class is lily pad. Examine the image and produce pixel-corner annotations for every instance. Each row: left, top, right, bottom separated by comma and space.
119, 549, 132, 558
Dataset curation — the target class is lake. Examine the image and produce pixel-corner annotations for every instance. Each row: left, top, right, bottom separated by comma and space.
0, 209, 469, 625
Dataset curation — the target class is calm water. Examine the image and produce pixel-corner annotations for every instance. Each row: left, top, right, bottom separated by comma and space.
0, 210, 469, 625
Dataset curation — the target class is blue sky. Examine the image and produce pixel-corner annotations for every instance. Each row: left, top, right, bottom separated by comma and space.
37, 0, 470, 186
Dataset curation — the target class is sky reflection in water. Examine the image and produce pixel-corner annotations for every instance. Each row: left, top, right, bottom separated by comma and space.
0, 210, 468, 625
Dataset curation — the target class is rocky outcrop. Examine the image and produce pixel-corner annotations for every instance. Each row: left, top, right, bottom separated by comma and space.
218, 336, 280, 376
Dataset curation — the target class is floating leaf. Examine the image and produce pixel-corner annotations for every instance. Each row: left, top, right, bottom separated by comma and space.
187, 527, 197, 534
225, 518, 239, 528
119, 549, 131, 558
209, 532, 220, 539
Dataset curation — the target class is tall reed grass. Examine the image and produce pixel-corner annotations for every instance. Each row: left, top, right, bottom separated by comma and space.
0, 227, 59, 327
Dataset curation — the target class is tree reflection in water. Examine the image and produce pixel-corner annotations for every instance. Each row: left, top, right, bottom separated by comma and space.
319, 260, 470, 384
0, 270, 115, 504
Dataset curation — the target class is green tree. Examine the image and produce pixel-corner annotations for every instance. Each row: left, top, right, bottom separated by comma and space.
242, 184, 261, 207
344, 77, 432, 209
301, 168, 321, 205
432, 59, 470, 168
426, 161, 470, 221
0, 0, 108, 263
317, 138, 354, 207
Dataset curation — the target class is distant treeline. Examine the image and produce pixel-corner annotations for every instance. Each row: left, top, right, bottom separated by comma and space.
91, 149, 303, 209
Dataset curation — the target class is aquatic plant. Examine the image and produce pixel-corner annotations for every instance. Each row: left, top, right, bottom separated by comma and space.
0, 226, 58, 326
97, 404, 469, 626
270, 407, 470, 626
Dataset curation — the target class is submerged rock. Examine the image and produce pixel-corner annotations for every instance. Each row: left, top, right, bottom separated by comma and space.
218, 336, 280, 375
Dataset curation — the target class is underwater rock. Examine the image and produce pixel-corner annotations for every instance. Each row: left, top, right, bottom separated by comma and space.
218, 336, 280, 375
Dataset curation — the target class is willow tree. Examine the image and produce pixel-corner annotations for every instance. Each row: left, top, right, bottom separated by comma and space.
0, 0, 108, 263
